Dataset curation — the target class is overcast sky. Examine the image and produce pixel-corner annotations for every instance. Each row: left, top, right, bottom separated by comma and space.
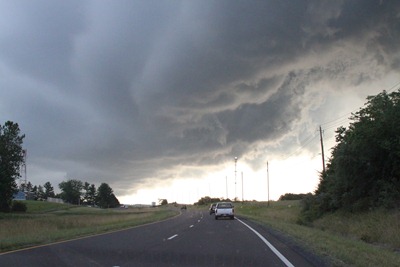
1, 1, 400, 204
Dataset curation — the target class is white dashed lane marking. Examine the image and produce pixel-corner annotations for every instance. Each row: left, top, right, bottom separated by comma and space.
167, 234, 178, 240
167, 215, 202, 241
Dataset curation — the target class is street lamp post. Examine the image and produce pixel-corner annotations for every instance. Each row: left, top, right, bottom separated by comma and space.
241, 171, 244, 202
225, 176, 228, 200
234, 157, 238, 201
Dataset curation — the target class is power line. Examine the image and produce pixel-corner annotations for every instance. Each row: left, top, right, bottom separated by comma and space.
386, 80, 400, 93
321, 80, 400, 129
317, 81, 400, 167
283, 131, 319, 160
323, 117, 351, 131
281, 80, 400, 161
321, 112, 352, 128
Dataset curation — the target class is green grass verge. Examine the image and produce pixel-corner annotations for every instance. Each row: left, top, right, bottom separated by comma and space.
234, 200, 400, 267
0, 201, 179, 253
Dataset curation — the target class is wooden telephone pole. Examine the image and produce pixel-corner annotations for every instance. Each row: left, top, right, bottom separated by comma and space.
319, 126, 326, 173
267, 161, 270, 207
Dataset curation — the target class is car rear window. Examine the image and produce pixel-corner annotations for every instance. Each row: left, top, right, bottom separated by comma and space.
217, 203, 232, 208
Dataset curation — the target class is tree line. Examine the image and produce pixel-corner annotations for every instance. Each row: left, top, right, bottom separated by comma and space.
194, 196, 229, 205
301, 90, 400, 222
18, 181, 56, 200
18, 179, 120, 208
0, 120, 119, 212
279, 193, 311, 201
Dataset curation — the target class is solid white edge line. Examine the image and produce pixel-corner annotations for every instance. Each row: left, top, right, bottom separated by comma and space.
236, 218, 295, 267
167, 234, 178, 240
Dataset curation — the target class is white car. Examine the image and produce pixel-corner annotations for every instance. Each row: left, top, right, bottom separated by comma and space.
214, 202, 234, 220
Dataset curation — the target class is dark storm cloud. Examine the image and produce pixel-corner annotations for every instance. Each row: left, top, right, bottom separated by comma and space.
220, 73, 305, 144
1, 0, 399, 197
137, 1, 310, 107
0, 1, 86, 86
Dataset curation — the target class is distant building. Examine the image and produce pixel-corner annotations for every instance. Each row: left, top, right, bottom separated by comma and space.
13, 191, 26, 201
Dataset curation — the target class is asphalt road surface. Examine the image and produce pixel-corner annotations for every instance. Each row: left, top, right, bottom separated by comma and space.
0, 209, 325, 267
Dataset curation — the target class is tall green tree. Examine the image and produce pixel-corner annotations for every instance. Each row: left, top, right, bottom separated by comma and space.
0, 121, 25, 212
25, 181, 33, 192
315, 90, 400, 212
83, 182, 96, 205
89, 184, 97, 205
36, 185, 45, 200
43, 181, 55, 199
31, 185, 38, 200
59, 179, 83, 205
96, 183, 119, 208
159, 199, 168, 205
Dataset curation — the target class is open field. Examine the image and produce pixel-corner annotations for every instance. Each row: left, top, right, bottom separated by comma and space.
234, 200, 400, 267
0, 201, 179, 253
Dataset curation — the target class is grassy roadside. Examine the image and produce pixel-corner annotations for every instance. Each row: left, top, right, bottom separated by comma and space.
234, 200, 400, 267
0, 201, 179, 253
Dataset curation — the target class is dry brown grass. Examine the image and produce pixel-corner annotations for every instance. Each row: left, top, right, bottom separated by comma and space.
235, 200, 400, 267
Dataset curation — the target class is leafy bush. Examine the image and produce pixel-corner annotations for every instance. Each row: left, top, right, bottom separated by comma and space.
297, 194, 325, 224
12, 201, 27, 212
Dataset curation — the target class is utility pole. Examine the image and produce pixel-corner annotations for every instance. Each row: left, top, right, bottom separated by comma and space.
20, 149, 27, 192
267, 161, 270, 207
241, 172, 244, 202
319, 126, 326, 173
234, 157, 238, 201
225, 176, 228, 200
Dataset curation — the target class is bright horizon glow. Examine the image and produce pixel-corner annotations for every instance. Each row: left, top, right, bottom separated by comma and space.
118, 154, 323, 205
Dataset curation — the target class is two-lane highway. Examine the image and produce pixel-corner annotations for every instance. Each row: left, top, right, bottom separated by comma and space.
0, 208, 323, 266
